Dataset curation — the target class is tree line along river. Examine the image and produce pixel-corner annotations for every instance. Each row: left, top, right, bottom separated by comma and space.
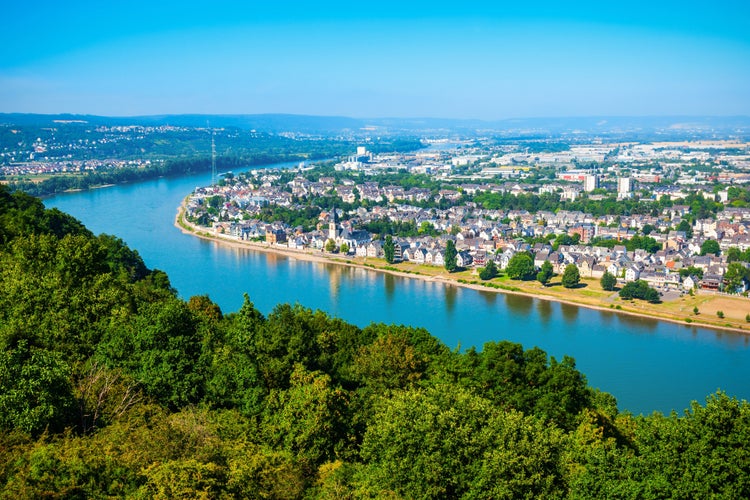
46, 160, 750, 415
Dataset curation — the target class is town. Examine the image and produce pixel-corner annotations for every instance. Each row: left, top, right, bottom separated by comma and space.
184, 140, 750, 297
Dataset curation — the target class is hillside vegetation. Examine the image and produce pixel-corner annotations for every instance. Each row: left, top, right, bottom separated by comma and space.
0, 184, 748, 498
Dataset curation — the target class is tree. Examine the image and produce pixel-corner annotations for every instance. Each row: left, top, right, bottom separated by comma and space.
562, 264, 580, 288
619, 280, 660, 303
122, 299, 206, 409
479, 259, 498, 281
444, 240, 458, 272
383, 235, 395, 264
679, 266, 704, 279
536, 260, 554, 286
206, 297, 264, 417
261, 365, 347, 465
726, 247, 743, 263
359, 384, 566, 499
676, 219, 693, 238
0, 343, 76, 435
325, 239, 336, 253
724, 262, 750, 293
644, 287, 661, 303
552, 233, 575, 250
339, 242, 349, 255
352, 332, 427, 391
462, 341, 593, 431
600, 271, 617, 291
506, 252, 535, 280
700, 239, 721, 256
622, 393, 750, 499
418, 221, 435, 235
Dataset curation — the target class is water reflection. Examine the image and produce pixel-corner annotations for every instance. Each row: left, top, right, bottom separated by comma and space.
384, 274, 396, 303
323, 263, 356, 303
328, 265, 341, 302
560, 303, 579, 324
444, 284, 457, 315
479, 290, 498, 307
505, 293, 533, 317
536, 299, 552, 326
599, 309, 615, 326
615, 310, 659, 333
263, 250, 284, 267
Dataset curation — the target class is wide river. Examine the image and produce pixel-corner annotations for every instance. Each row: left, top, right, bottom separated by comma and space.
47, 162, 750, 415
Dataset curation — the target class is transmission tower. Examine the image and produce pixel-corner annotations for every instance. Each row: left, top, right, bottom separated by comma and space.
211, 129, 217, 188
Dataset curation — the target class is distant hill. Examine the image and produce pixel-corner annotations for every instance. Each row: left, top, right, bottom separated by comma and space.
1, 112, 749, 138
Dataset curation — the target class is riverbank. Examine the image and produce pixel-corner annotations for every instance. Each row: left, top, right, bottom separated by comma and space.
175, 202, 750, 335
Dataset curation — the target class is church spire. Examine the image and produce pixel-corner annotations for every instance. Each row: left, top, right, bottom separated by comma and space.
328, 203, 338, 241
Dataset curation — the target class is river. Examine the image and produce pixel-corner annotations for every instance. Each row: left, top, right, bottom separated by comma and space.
46, 162, 750, 415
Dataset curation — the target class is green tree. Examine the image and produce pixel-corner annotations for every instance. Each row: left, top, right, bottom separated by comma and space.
418, 220, 436, 235
339, 242, 349, 254
619, 280, 660, 303
625, 234, 661, 253
139, 459, 226, 499
102, 298, 206, 410
552, 233, 576, 250
600, 271, 617, 291
0, 343, 76, 435
359, 384, 566, 499
261, 365, 348, 466
622, 393, 750, 499
724, 262, 750, 293
479, 259, 498, 280
537, 260, 554, 286
444, 240, 458, 272
206, 298, 265, 417
459, 341, 592, 431
726, 247, 743, 262
700, 239, 721, 256
506, 252, 535, 280
676, 219, 693, 238
679, 265, 704, 279
644, 286, 660, 304
325, 238, 336, 253
383, 235, 395, 264
562, 264, 581, 288
352, 332, 427, 391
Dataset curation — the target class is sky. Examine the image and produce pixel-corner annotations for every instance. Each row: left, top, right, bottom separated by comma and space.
1, 1, 749, 120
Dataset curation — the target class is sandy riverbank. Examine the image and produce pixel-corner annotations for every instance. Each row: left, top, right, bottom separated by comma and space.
174, 202, 750, 335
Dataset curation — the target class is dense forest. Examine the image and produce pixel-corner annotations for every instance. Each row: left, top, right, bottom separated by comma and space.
0, 185, 749, 498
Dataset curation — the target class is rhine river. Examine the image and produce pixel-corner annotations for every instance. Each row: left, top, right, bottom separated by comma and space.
47, 162, 750, 415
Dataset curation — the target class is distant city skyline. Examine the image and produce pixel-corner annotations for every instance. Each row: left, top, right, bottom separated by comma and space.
1, 1, 749, 120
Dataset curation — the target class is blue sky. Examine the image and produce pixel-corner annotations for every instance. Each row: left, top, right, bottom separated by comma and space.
1, 1, 748, 119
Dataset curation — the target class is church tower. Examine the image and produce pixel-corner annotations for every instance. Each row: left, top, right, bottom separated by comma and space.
328, 206, 338, 241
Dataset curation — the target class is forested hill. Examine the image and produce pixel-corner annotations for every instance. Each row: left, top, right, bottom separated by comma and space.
1, 185, 749, 498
